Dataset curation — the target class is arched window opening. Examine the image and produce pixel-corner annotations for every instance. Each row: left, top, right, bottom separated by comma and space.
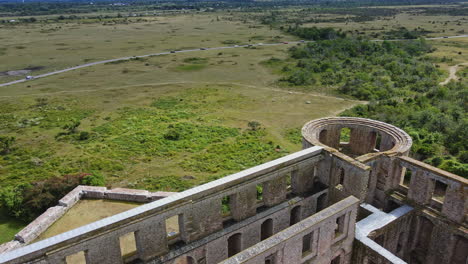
331, 255, 341, 264
227, 233, 242, 257
290, 206, 301, 226
319, 129, 328, 144
261, 219, 273, 240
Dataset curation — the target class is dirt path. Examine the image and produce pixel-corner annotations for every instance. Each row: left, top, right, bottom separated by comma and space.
440, 62, 467, 85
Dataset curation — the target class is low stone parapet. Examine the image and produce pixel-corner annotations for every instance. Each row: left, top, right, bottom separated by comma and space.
0, 241, 21, 254
80, 186, 108, 199
58, 186, 85, 207
14, 206, 67, 244
104, 188, 151, 202
0, 186, 177, 254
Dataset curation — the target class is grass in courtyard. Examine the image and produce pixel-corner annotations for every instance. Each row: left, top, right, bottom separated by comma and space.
34, 199, 142, 242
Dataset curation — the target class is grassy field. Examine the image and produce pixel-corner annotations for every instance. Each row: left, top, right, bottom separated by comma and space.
301, 12, 467, 38
0, 54, 360, 242
0, 36, 361, 191
0, 13, 289, 82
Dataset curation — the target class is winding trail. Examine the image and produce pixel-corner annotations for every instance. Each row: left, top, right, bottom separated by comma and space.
439, 62, 468, 85
0, 34, 467, 88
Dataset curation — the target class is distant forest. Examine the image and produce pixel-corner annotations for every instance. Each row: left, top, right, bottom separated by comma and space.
0, 0, 465, 16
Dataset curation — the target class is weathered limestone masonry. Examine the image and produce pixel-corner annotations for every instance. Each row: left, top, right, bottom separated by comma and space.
0, 186, 175, 254
302, 117, 468, 264
219, 196, 359, 264
0, 117, 466, 264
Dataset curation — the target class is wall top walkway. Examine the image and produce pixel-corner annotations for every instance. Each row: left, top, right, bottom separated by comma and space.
0, 146, 324, 263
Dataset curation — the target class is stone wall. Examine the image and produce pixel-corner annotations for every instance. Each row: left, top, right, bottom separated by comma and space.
155, 188, 333, 264
217, 196, 359, 264
0, 186, 176, 254
383, 156, 468, 264
396, 156, 467, 223
0, 147, 325, 264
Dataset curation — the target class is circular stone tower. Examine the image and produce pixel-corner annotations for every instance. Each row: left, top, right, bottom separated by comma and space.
301, 117, 413, 208
301, 117, 412, 159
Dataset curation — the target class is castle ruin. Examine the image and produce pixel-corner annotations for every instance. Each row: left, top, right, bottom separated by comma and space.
0, 117, 466, 264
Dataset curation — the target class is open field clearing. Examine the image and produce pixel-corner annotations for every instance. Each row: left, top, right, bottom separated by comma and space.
0, 13, 288, 82
0, 46, 292, 96
303, 12, 467, 38
429, 37, 468, 66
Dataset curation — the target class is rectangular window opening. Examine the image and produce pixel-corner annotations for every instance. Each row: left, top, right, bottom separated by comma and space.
166, 215, 181, 239
432, 180, 448, 203
66, 251, 87, 264
119, 232, 137, 260
340, 127, 351, 144
375, 133, 382, 151
334, 215, 345, 238
222, 195, 232, 217
286, 171, 294, 191
400, 168, 412, 187
302, 232, 312, 257
256, 184, 263, 202
335, 168, 345, 190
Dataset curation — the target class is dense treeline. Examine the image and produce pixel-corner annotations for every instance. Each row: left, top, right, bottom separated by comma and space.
274, 36, 467, 177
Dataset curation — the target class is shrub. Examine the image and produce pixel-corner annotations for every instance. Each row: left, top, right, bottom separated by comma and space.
77, 131, 90, 140
82, 172, 105, 186
163, 129, 180, 141
248, 121, 261, 131
0, 136, 15, 155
